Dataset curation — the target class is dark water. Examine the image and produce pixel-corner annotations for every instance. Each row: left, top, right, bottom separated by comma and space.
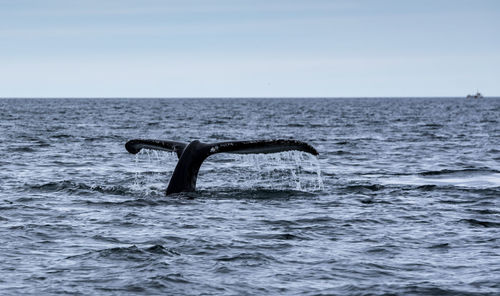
1, 98, 499, 295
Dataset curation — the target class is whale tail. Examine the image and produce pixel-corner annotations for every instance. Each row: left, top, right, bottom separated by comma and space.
125, 139, 187, 158
125, 139, 319, 195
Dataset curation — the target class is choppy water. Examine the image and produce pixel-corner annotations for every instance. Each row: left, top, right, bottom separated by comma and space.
1, 97, 499, 295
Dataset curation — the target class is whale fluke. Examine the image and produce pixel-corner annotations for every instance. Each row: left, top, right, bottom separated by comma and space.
125, 139, 319, 195
125, 139, 187, 158
207, 139, 318, 156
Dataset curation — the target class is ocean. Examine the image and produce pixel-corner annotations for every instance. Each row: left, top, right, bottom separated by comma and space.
1, 97, 499, 295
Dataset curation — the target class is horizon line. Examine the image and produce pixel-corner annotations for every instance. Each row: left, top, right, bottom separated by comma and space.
1, 96, 499, 99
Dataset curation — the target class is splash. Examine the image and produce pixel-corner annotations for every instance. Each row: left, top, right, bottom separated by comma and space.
227, 151, 324, 191
131, 149, 323, 195
131, 150, 178, 196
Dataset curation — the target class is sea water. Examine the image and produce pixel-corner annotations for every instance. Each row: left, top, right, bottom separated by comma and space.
0, 98, 499, 295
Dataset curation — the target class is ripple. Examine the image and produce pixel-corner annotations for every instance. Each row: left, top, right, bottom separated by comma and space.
68, 245, 179, 261
241, 232, 307, 241
2, 98, 500, 295
7, 146, 36, 152
343, 184, 385, 192
460, 219, 500, 228
428, 243, 451, 249
27, 180, 134, 196
216, 252, 276, 263
419, 168, 499, 177
198, 188, 318, 200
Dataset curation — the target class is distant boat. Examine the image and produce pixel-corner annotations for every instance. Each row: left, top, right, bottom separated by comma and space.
466, 91, 483, 99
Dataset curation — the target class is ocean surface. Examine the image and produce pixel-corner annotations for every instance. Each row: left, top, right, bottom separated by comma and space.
1, 97, 499, 295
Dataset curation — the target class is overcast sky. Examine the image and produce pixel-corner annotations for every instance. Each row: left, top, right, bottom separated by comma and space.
1, 0, 499, 97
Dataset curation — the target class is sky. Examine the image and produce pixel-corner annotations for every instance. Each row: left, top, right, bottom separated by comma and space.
0, 0, 499, 97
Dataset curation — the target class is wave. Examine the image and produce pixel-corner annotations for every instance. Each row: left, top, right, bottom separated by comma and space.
415, 184, 439, 190
27, 180, 133, 196
67, 245, 179, 261
381, 168, 500, 190
460, 219, 500, 228
216, 252, 276, 263
404, 184, 500, 194
428, 243, 451, 249
83, 134, 125, 142
329, 150, 352, 155
241, 232, 307, 241
83, 198, 168, 207
196, 188, 319, 200
343, 184, 385, 192
419, 168, 499, 176
26, 179, 323, 200
50, 134, 73, 139
7, 146, 36, 152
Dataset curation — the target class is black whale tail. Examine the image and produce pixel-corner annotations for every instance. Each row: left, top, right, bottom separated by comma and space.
205, 139, 318, 156
125, 139, 187, 158
125, 139, 319, 195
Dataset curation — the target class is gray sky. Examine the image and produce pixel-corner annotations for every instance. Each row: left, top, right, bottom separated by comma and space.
1, 0, 499, 97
